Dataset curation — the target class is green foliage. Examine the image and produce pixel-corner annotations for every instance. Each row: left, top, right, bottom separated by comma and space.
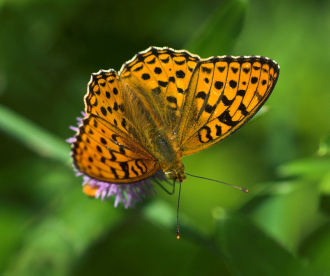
186, 0, 248, 55
1, 0, 330, 275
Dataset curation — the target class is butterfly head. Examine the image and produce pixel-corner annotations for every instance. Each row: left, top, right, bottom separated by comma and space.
163, 163, 186, 183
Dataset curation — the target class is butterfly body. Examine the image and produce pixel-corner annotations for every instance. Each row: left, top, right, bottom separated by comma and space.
128, 107, 186, 182
72, 47, 279, 185
108, 75, 186, 182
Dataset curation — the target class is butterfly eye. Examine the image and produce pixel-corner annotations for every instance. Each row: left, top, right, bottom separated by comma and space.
164, 170, 176, 179
164, 170, 186, 182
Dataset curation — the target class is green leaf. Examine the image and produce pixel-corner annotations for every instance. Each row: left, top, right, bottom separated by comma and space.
0, 104, 69, 162
5, 187, 124, 275
301, 221, 330, 275
213, 212, 313, 276
278, 157, 330, 181
185, 0, 248, 56
318, 133, 330, 157
251, 181, 323, 252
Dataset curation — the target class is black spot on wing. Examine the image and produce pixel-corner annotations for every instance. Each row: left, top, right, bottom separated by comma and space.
176, 70, 185, 78
169, 76, 176, 83
237, 90, 246, 97
229, 80, 237, 89
133, 65, 144, 72
201, 66, 212, 74
214, 81, 224, 90
158, 80, 168, 87
238, 103, 249, 116
154, 67, 162, 74
222, 95, 234, 106
174, 59, 185, 65
167, 96, 177, 104
101, 107, 107, 116
204, 104, 215, 113
243, 68, 250, 74
218, 110, 239, 126
142, 73, 150, 80
198, 126, 213, 143
146, 57, 156, 64
160, 56, 170, 64
196, 91, 207, 99
217, 66, 226, 73
251, 77, 258, 84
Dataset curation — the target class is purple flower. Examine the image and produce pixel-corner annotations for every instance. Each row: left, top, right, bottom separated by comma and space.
68, 112, 166, 208
80, 171, 164, 208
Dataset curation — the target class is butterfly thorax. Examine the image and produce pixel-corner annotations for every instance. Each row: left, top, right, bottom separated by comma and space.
146, 128, 186, 183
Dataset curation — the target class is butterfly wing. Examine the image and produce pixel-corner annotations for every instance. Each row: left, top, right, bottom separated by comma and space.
72, 114, 160, 183
119, 48, 279, 157
119, 47, 201, 133
84, 70, 130, 135
72, 70, 160, 183
178, 56, 280, 156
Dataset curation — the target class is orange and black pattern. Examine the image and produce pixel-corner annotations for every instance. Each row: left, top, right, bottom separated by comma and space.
71, 47, 280, 184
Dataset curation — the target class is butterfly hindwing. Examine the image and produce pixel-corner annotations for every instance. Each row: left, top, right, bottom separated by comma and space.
84, 69, 134, 136
72, 114, 159, 183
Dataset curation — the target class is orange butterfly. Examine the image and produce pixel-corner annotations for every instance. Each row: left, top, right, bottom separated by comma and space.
69, 47, 280, 208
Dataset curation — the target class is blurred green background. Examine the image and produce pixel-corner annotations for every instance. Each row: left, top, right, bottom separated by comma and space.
1, 0, 330, 275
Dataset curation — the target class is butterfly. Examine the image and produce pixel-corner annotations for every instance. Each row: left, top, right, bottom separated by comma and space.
71, 47, 280, 191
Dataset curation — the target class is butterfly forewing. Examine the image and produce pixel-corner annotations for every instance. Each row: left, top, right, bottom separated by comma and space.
180, 56, 280, 156
120, 47, 200, 132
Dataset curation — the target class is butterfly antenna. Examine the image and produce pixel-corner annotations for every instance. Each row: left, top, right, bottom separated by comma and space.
176, 180, 182, 239
185, 173, 249, 193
